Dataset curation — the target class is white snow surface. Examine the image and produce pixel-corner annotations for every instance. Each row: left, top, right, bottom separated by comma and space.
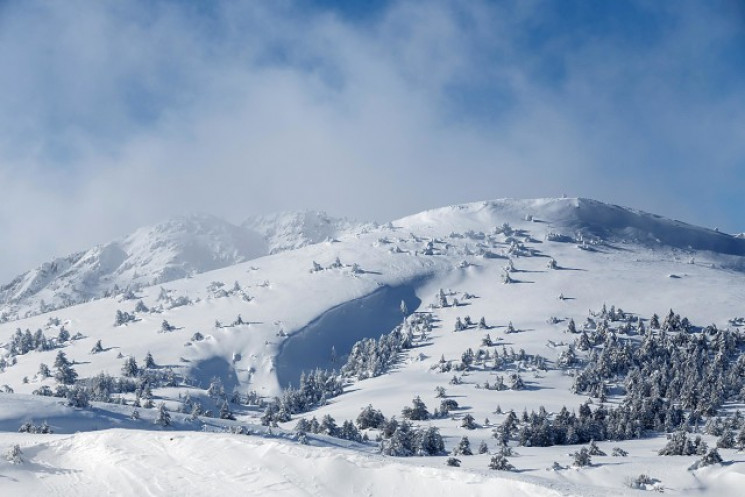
0, 197, 744, 496
0, 211, 363, 321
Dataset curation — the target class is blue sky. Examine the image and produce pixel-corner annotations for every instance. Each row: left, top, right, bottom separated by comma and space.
0, 0, 743, 278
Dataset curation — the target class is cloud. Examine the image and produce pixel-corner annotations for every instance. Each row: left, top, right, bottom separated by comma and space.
0, 0, 743, 279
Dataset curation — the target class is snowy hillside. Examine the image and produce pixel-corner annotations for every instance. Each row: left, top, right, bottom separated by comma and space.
1, 198, 744, 496
0, 211, 364, 322
243, 210, 372, 254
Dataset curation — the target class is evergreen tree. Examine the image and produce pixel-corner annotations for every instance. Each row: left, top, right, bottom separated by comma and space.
219, 401, 236, 420
5, 444, 22, 464
155, 402, 171, 427
53, 351, 70, 369
356, 405, 386, 429
573, 447, 592, 467
320, 414, 338, 436
38, 363, 50, 378
144, 352, 156, 369
414, 426, 445, 456
489, 454, 515, 471
55, 363, 78, 385
402, 396, 430, 420
90, 340, 104, 354
57, 327, 70, 343
461, 413, 477, 430
121, 357, 139, 377
453, 436, 472, 456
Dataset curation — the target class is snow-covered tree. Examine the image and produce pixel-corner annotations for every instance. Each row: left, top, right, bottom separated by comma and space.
219, 401, 236, 420
38, 363, 50, 378
489, 454, 515, 471
356, 405, 386, 430
90, 339, 104, 354
5, 444, 22, 464
461, 413, 477, 430
154, 402, 171, 427
573, 447, 592, 467
453, 436, 472, 456
55, 362, 78, 385
53, 351, 70, 369
144, 352, 156, 369
121, 357, 139, 377
402, 396, 430, 421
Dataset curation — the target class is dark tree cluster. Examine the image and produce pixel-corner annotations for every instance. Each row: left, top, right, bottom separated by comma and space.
573, 314, 745, 417
261, 369, 344, 425
437, 343, 546, 377
294, 415, 362, 442
6, 328, 59, 357
380, 421, 445, 457
341, 315, 429, 379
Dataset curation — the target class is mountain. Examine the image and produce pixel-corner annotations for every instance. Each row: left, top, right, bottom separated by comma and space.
0, 211, 365, 321
0, 198, 744, 496
243, 210, 373, 254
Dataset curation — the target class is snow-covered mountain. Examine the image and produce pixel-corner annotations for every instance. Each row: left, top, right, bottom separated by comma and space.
0, 211, 364, 321
243, 210, 372, 254
1, 198, 744, 496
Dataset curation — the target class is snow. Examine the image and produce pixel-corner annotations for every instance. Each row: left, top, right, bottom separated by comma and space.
0, 211, 364, 321
0, 428, 567, 496
0, 197, 744, 496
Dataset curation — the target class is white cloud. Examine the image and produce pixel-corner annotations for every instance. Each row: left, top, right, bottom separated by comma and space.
0, 0, 742, 280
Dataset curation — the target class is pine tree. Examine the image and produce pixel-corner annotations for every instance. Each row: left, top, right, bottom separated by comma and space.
90, 339, 104, 354
121, 357, 139, 377
573, 447, 592, 467
5, 444, 22, 464
567, 319, 577, 334
402, 396, 430, 420
38, 363, 50, 378
219, 401, 236, 420
461, 413, 477, 430
588, 441, 606, 456
53, 351, 70, 369
144, 352, 156, 369
320, 414, 338, 436
55, 363, 78, 385
356, 405, 386, 429
453, 436, 472, 456
489, 454, 515, 471
154, 402, 171, 427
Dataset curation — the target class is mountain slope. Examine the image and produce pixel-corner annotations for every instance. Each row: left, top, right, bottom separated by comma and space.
1, 197, 744, 496
243, 210, 372, 254
0, 211, 366, 322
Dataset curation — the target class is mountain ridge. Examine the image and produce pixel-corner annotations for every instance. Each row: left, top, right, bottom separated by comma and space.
0, 210, 363, 321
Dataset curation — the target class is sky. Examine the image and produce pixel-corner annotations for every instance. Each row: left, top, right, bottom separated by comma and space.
0, 0, 743, 280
